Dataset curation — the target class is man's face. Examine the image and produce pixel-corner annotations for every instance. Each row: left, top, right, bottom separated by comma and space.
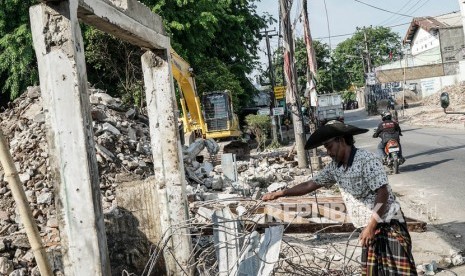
323, 137, 342, 162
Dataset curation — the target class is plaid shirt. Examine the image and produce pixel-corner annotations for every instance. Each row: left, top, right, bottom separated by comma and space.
313, 147, 402, 228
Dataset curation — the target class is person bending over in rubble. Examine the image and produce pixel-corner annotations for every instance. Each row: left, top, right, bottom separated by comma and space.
262, 120, 417, 275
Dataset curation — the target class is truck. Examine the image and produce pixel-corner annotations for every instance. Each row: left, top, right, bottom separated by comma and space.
315, 93, 344, 127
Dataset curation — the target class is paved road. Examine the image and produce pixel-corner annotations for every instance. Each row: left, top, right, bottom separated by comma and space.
344, 108, 465, 251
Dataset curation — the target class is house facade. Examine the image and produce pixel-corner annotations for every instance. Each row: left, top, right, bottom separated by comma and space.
375, 11, 464, 98
404, 12, 463, 75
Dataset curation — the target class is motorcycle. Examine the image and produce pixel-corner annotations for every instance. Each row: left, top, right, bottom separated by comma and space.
384, 139, 401, 174
373, 128, 403, 174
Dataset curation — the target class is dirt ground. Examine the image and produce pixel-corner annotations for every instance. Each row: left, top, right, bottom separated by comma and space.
398, 85, 465, 129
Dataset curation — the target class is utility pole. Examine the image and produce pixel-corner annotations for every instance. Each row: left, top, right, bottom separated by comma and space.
362, 27, 376, 114
402, 43, 410, 117
280, 0, 308, 168
262, 28, 279, 142
363, 28, 372, 73
301, 0, 321, 170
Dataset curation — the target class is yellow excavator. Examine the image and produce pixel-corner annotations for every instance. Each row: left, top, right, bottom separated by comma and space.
170, 50, 242, 143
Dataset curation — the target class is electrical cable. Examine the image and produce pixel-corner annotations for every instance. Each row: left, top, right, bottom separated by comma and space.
314, 22, 411, 41
381, 0, 425, 26
409, 0, 433, 16
377, 0, 415, 26
354, 0, 415, 18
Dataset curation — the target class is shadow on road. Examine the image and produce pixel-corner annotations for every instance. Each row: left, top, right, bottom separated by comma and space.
406, 145, 465, 159
431, 221, 465, 251
401, 128, 422, 133
400, 159, 453, 173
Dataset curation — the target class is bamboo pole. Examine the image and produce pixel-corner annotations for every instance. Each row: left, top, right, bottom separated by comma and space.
0, 130, 53, 276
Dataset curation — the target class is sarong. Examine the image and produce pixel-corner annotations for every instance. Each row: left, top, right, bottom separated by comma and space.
361, 219, 417, 275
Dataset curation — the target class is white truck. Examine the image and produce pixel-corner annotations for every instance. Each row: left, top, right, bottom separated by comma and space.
316, 93, 344, 126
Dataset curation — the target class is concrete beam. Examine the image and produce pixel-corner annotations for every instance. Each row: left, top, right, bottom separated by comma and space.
77, 0, 169, 49
29, 2, 110, 275
141, 50, 193, 275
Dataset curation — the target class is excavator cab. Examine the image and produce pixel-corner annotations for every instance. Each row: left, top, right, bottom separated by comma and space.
200, 91, 241, 139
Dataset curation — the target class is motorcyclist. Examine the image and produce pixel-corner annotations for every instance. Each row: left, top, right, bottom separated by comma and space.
387, 96, 396, 110
373, 111, 405, 163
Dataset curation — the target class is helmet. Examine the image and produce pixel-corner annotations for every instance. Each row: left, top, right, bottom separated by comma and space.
381, 111, 392, 121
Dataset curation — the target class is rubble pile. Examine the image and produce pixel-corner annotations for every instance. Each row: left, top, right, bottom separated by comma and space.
400, 84, 465, 127
0, 86, 316, 274
422, 84, 465, 107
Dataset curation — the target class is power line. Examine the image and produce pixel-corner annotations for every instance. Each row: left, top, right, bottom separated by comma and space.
384, 0, 433, 26
380, 0, 425, 26
354, 0, 414, 17
314, 22, 411, 40
377, 0, 415, 26
312, 12, 460, 41
409, 0, 433, 15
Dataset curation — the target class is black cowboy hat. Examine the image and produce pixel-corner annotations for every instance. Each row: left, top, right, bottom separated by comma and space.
305, 120, 368, 149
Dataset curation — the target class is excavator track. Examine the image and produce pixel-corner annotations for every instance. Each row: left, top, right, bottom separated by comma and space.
208, 140, 250, 165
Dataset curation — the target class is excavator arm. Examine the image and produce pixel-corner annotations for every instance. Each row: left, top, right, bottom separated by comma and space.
170, 50, 206, 136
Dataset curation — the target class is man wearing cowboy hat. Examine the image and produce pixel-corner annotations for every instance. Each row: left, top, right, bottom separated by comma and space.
262, 120, 417, 275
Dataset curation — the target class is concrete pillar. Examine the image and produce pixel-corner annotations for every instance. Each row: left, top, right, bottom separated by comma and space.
141, 50, 193, 275
29, 2, 110, 275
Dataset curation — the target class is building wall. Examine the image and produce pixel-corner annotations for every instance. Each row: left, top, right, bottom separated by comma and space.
439, 27, 465, 75
419, 75, 459, 98
412, 47, 442, 66
411, 28, 440, 55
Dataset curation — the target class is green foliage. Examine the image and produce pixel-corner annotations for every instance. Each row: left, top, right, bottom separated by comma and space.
273, 39, 346, 96
0, 0, 38, 103
0, 24, 37, 100
83, 26, 145, 106
245, 114, 270, 151
0, 0, 268, 110
149, 0, 269, 109
267, 139, 282, 149
342, 91, 356, 102
333, 26, 401, 87
194, 57, 243, 111
271, 26, 401, 98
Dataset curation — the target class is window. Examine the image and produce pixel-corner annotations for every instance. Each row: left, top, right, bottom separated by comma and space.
445, 56, 456, 61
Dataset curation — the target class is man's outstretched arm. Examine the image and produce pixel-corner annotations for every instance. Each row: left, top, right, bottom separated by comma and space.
262, 180, 321, 201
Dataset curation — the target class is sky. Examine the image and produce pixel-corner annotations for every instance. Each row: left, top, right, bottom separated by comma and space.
254, 0, 461, 71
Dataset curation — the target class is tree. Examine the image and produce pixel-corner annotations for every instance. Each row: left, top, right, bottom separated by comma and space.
245, 114, 270, 151
149, 0, 269, 109
273, 38, 345, 95
269, 26, 401, 98
0, 0, 269, 111
0, 0, 38, 105
83, 27, 145, 106
333, 26, 401, 87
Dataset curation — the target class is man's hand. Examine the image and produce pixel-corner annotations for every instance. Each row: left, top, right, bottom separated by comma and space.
359, 223, 377, 247
262, 190, 283, 201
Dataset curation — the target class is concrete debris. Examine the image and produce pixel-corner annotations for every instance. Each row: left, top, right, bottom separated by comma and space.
451, 254, 464, 266
0, 86, 314, 273
417, 260, 438, 275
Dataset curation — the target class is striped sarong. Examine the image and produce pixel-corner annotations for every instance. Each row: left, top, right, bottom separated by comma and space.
361, 219, 417, 275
